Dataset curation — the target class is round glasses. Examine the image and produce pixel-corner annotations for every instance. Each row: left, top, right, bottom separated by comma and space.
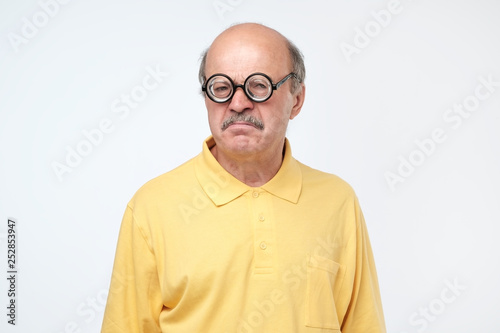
202, 72, 298, 103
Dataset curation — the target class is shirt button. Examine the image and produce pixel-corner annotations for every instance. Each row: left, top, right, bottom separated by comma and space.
252, 191, 259, 198
258, 214, 265, 222
259, 242, 267, 250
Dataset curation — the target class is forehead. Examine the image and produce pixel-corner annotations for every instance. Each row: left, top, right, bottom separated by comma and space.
205, 27, 291, 81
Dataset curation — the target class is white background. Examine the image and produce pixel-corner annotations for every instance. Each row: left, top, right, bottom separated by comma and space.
1, 0, 499, 332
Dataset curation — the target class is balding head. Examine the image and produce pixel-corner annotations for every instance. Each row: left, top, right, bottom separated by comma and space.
199, 23, 305, 93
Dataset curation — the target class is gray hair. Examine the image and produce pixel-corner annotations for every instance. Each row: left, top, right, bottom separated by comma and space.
198, 38, 305, 94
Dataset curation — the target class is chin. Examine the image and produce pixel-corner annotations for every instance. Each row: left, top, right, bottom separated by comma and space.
226, 138, 262, 154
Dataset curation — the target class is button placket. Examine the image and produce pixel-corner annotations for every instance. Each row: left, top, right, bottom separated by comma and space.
250, 189, 275, 274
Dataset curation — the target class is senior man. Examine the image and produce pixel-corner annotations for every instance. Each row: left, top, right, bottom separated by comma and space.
101, 23, 386, 332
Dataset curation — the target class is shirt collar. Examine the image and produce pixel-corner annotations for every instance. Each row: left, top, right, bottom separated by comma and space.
194, 136, 302, 206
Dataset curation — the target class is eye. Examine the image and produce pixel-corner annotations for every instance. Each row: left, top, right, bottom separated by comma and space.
214, 86, 229, 92
210, 79, 232, 96
249, 79, 269, 91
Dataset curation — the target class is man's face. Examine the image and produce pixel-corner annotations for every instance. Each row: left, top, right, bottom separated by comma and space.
204, 26, 304, 160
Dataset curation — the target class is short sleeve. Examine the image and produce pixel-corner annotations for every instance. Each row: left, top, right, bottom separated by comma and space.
101, 205, 163, 333
340, 197, 386, 332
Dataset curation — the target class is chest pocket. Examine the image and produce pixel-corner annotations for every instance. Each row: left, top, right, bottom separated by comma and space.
305, 255, 345, 331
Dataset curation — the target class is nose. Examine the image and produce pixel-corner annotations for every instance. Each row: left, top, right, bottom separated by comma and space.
228, 86, 254, 113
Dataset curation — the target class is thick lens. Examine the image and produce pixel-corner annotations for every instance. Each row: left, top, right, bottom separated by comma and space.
246, 75, 272, 101
208, 76, 233, 101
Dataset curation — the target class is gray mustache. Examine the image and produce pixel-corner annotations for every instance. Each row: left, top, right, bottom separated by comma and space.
221, 114, 264, 130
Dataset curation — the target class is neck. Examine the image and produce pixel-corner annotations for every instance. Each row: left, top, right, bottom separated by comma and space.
210, 141, 285, 187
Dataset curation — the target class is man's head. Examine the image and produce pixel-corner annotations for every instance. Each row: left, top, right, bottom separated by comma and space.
199, 23, 306, 161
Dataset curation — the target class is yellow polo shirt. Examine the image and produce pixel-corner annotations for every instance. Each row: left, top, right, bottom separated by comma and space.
101, 136, 386, 333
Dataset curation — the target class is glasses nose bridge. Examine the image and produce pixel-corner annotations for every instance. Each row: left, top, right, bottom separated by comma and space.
233, 83, 245, 91
231, 83, 250, 100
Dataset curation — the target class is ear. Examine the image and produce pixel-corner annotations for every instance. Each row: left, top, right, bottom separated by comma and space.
289, 83, 306, 120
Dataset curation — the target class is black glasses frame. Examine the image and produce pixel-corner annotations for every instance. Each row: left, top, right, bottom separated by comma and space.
202, 72, 298, 103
